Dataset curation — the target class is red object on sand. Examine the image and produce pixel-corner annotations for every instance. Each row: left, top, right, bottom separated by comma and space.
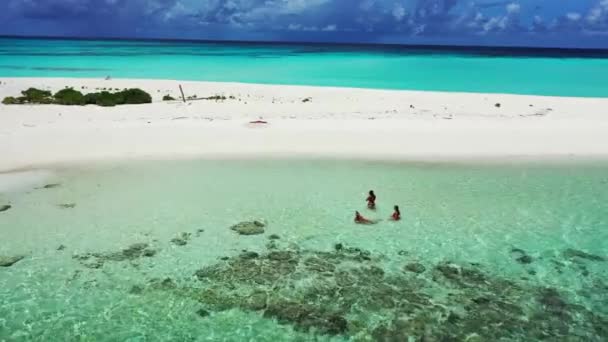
249, 120, 268, 124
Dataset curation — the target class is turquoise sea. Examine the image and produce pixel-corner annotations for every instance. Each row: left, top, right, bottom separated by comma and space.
1, 37, 608, 97
1, 160, 607, 340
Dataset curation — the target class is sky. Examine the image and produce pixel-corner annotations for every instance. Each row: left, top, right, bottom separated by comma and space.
1, 0, 608, 48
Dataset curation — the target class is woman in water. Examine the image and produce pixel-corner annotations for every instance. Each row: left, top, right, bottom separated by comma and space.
355, 211, 375, 224
366, 190, 376, 210
391, 205, 401, 221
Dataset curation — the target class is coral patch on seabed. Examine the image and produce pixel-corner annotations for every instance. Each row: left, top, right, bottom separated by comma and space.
230, 220, 266, 235
0, 255, 25, 267
118, 240, 607, 340
171, 232, 192, 246
73, 243, 158, 269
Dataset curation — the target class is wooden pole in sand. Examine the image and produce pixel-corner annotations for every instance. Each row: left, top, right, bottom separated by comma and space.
179, 84, 186, 103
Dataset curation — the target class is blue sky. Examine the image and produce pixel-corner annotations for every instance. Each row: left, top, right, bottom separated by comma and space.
1, 0, 607, 48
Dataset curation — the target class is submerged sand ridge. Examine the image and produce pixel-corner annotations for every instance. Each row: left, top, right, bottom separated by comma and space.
1, 77, 608, 170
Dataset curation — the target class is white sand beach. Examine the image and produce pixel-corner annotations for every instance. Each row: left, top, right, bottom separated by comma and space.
1, 77, 607, 171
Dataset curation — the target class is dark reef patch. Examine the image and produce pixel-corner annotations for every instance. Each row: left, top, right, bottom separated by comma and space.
230, 220, 266, 235
511, 247, 534, 264
73, 243, 158, 269
563, 248, 605, 262
0, 255, 25, 267
124, 243, 607, 340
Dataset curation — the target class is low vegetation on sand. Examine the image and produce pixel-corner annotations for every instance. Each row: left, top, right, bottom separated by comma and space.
2, 87, 152, 107
162, 95, 176, 101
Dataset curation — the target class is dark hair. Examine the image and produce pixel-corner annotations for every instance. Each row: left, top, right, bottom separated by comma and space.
369, 190, 375, 195
394, 205, 400, 213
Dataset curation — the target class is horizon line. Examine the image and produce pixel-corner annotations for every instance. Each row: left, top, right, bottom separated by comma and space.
2, 34, 608, 53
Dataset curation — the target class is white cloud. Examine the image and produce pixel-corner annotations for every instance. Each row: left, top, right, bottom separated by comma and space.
287, 23, 320, 31
566, 12, 581, 21
322, 24, 337, 31
392, 4, 406, 21
506, 3, 520, 14
586, 0, 608, 26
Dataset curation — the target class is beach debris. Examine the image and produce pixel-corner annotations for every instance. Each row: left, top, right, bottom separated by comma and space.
0, 204, 11, 212
230, 220, 266, 235
201, 95, 227, 101
58, 203, 76, 209
249, 120, 268, 124
510, 248, 534, 264
495, 103, 501, 108
0, 255, 25, 267
302, 97, 312, 103
171, 232, 191, 246
179, 84, 186, 102
162, 95, 176, 101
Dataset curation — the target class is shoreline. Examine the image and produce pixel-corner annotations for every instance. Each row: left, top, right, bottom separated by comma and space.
3, 75, 608, 100
1, 77, 608, 171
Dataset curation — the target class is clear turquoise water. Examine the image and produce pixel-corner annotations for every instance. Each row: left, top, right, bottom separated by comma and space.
1, 38, 608, 97
0, 160, 607, 340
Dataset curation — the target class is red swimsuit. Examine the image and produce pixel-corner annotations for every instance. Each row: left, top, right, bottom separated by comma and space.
367, 195, 376, 208
355, 213, 370, 224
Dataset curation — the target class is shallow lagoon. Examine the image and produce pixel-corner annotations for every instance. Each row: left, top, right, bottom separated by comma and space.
1, 160, 607, 340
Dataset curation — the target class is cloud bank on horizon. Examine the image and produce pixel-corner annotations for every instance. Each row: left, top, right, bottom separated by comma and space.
1, 0, 608, 48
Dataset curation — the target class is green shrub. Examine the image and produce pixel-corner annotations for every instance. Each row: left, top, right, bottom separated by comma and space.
162, 95, 176, 101
2, 96, 20, 105
21, 88, 52, 103
54, 88, 85, 105
94, 92, 118, 107
83, 92, 100, 105
119, 88, 152, 104
5, 87, 152, 107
